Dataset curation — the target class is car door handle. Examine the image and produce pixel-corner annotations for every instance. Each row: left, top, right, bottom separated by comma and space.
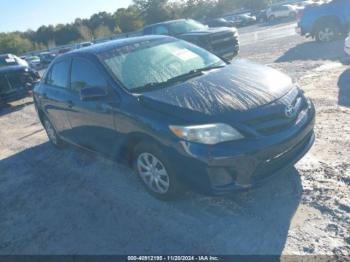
66, 100, 74, 108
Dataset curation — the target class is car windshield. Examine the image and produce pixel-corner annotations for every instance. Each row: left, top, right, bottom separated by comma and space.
168, 19, 208, 35
0, 55, 18, 67
100, 39, 225, 92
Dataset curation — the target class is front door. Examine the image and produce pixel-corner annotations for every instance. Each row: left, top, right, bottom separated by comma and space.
66, 57, 120, 156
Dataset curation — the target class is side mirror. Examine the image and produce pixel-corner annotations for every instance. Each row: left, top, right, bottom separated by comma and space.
80, 87, 107, 101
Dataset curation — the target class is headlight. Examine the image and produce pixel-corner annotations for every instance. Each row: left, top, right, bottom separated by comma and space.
169, 123, 244, 145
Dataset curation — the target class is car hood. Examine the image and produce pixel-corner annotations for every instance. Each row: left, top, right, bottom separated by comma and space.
180, 27, 237, 36
139, 59, 294, 119
0, 65, 28, 74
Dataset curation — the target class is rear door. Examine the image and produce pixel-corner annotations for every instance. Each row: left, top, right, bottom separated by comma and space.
66, 57, 120, 156
40, 59, 72, 138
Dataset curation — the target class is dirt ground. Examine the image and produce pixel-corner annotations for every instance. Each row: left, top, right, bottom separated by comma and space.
0, 27, 349, 255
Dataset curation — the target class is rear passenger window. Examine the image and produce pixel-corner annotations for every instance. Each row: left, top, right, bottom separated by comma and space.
154, 26, 169, 35
46, 60, 70, 88
70, 58, 107, 92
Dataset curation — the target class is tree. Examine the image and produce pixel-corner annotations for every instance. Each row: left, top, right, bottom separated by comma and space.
77, 25, 94, 41
93, 25, 112, 39
0, 33, 33, 54
114, 7, 144, 33
133, 0, 172, 24
88, 12, 116, 32
54, 24, 80, 45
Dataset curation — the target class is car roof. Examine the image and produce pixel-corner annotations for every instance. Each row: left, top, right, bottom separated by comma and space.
144, 19, 191, 28
67, 35, 172, 56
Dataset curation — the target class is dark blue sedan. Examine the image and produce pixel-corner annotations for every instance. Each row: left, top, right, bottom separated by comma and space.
33, 35, 315, 200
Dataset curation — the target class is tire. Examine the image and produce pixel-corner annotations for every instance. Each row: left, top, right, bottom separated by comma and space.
315, 22, 340, 42
133, 141, 183, 200
43, 117, 65, 148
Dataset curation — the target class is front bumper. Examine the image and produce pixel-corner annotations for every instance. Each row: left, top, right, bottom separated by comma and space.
213, 44, 239, 60
168, 103, 315, 195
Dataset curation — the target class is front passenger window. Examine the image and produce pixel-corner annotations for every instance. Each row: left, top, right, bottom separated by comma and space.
46, 60, 70, 88
70, 58, 107, 92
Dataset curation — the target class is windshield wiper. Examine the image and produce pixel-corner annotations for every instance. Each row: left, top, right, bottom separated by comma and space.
133, 64, 226, 92
133, 70, 203, 92
197, 64, 226, 72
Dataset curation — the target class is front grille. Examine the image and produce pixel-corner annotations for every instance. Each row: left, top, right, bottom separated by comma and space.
243, 88, 308, 136
210, 31, 237, 51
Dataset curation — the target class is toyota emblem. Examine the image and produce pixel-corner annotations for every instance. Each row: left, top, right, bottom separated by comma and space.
285, 105, 296, 118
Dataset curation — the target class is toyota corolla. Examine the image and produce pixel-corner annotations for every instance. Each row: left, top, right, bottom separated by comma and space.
33, 35, 315, 200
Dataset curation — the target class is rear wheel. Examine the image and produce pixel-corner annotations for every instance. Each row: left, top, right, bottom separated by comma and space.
133, 141, 182, 200
315, 22, 340, 42
43, 117, 65, 148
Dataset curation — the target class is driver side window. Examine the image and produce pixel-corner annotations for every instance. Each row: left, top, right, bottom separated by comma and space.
70, 58, 107, 92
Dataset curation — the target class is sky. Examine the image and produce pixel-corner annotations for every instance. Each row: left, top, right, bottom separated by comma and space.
0, 0, 132, 32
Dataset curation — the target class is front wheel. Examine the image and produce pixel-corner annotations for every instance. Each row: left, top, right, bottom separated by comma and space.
133, 141, 183, 200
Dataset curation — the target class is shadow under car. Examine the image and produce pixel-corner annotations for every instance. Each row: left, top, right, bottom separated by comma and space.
0, 142, 302, 254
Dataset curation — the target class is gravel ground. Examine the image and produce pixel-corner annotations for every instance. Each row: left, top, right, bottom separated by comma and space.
0, 27, 349, 255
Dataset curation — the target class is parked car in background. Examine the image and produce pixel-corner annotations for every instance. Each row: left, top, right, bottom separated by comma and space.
142, 19, 239, 60
25, 56, 42, 70
254, 9, 268, 23
0, 54, 40, 105
39, 52, 56, 66
204, 18, 235, 28
297, 0, 350, 42
33, 35, 315, 199
57, 47, 72, 56
74, 42, 93, 49
294, 0, 325, 9
225, 13, 257, 27
266, 5, 297, 21
345, 33, 350, 55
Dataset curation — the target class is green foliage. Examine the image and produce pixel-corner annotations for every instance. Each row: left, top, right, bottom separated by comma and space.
0, 33, 33, 54
134, 0, 172, 24
0, 0, 274, 55
115, 6, 144, 33
93, 25, 112, 39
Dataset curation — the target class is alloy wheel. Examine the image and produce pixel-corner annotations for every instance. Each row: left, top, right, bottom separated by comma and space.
318, 27, 335, 42
137, 153, 170, 194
